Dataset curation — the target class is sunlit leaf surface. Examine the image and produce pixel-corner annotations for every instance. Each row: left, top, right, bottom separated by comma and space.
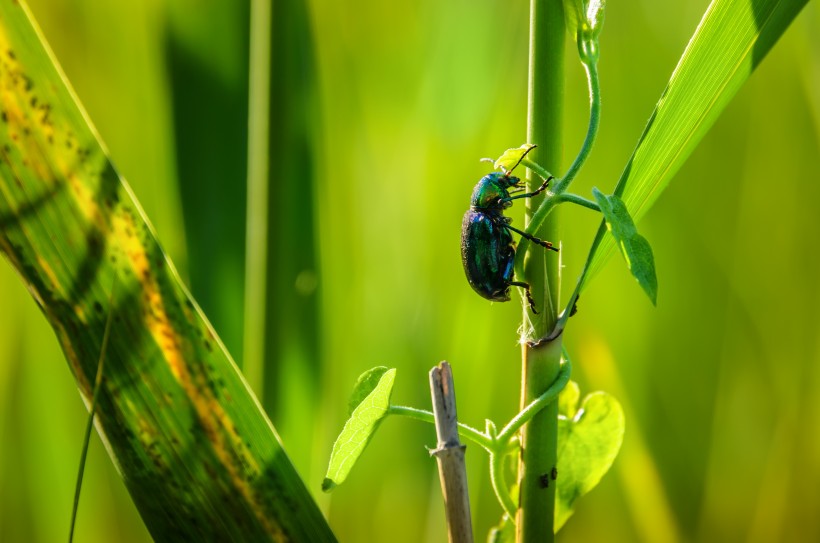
323, 367, 395, 491
556, 390, 625, 531
592, 188, 657, 305
584, 0, 809, 284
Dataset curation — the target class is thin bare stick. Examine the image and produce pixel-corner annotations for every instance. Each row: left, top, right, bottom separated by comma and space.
429, 361, 474, 543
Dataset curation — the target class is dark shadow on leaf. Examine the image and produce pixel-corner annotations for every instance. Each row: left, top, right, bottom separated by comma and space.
750, 0, 808, 70
0, 181, 64, 231
67, 159, 120, 305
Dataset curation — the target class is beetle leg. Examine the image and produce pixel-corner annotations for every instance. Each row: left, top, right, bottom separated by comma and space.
500, 176, 553, 203
503, 223, 559, 252
510, 281, 538, 314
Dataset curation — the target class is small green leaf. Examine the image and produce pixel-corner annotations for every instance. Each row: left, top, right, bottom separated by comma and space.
346, 366, 390, 416
558, 380, 581, 419
556, 391, 625, 531
592, 188, 657, 305
493, 143, 536, 173
323, 367, 396, 492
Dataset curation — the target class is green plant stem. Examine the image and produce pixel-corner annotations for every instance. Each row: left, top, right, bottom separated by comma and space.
557, 192, 600, 212
389, 359, 570, 457
388, 406, 494, 451
490, 452, 518, 519
517, 0, 564, 541
243, 0, 272, 397
514, 56, 601, 280
520, 158, 553, 181
491, 357, 570, 522
497, 358, 570, 445
392, 355, 570, 521
551, 59, 600, 195
514, 196, 560, 280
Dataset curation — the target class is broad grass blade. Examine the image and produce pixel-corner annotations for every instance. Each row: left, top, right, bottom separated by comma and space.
0, 2, 335, 541
583, 0, 809, 285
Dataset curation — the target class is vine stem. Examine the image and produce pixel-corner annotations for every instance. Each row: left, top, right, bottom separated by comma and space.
490, 452, 518, 519
388, 406, 495, 451
557, 192, 600, 212
514, 56, 601, 281
390, 357, 570, 521
551, 60, 600, 195
498, 358, 571, 445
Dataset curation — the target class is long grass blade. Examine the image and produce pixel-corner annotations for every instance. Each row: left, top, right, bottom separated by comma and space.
0, 2, 335, 541
582, 0, 809, 286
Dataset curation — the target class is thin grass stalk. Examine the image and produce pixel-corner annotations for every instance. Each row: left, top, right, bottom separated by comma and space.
244, 0, 272, 397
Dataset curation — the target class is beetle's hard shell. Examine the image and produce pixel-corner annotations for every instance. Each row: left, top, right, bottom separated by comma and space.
461, 210, 515, 301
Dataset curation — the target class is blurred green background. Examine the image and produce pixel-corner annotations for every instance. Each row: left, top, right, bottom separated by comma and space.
1, 0, 819, 541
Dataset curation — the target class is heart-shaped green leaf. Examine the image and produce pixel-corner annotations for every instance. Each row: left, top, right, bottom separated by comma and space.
556, 390, 624, 531
323, 367, 396, 492
592, 188, 657, 304
558, 380, 581, 419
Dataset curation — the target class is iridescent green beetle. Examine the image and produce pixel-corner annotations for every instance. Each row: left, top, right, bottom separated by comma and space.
460, 148, 557, 313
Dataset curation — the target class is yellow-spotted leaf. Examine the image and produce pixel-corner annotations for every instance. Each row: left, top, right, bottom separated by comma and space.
0, 2, 334, 541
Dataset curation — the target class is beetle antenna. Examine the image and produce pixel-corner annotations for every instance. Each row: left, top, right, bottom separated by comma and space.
508, 144, 537, 174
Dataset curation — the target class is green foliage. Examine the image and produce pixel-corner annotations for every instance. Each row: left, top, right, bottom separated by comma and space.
323, 367, 396, 491
346, 366, 392, 416
0, 2, 334, 541
555, 387, 625, 531
493, 143, 538, 173
0, 0, 813, 541
583, 0, 809, 285
487, 378, 624, 537
592, 188, 658, 305
562, 0, 606, 62
557, 380, 581, 418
